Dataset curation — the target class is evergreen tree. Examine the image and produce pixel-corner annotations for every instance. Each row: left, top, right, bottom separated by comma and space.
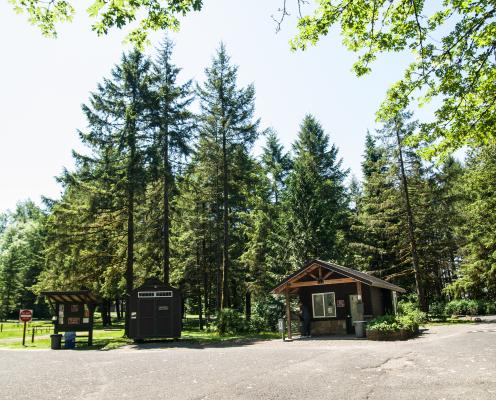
196, 43, 260, 308
39, 49, 154, 331
447, 145, 496, 300
0, 201, 47, 319
284, 114, 348, 268
376, 111, 428, 310
261, 129, 291, 204
149, 37, 194, 284
349, 132, 402, 277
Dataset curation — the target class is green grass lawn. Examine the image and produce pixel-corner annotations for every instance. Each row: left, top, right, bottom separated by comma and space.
1, 313, 479, 351
0, 317, 280, 350
0, 320, 54, 339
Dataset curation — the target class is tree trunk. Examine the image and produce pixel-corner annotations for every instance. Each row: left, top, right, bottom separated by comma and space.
125, 132, 136, 336
198, 290, 204, 331
201, 219, 210, 325
101, 300, 112, 326
221, 129, 230, 309
395, 127, 427, 311
163, 127, 171, 285
196, 244, 204, 330
107, 300, 112, 326
101, 303, 108, 326
115, 298, 121, 320
245, 289, 251, 321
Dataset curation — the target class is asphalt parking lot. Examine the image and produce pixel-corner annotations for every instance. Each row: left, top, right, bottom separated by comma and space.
1, 320, 495, 400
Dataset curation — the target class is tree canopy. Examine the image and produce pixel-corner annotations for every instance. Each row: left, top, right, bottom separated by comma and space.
291, 0, 496, 158
11, 1, 496, 159
1, 32, 495, 327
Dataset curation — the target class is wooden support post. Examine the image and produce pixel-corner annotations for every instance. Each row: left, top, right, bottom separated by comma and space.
22, 321, 27, 346
54, 303, 59, 334
285, 288, 292, 340
355, 280, 364, 322
31, 326, 35, 343
356, 281, 362, 300
88, 306, 94, 346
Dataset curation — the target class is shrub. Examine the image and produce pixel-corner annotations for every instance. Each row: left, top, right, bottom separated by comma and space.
428, 301, 447, 317
367, 303, 425, 335
402, 308, 426, 325
397, 302, 427, 324
252, 295, 285, 331
214, 308, 247, 335
444, 300, 461, 315
485, 301, 496, 315
397, 301, 418, 315
367, 315, 418, 334
367, 315, 402, 332
445, 299, 479, 316
248, 315, 266, 333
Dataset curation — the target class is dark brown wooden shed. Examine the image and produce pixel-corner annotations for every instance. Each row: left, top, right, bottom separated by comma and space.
271, 259, 405, 339
128, 278, 182, 341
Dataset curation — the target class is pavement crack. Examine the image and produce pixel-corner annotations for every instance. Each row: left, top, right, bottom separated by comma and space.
364, 352, 415, 372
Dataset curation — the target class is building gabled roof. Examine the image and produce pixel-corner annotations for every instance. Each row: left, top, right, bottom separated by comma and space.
41, 290, 102, 304
271, 259, 406, 294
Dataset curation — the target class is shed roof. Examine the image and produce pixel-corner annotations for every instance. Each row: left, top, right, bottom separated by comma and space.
41, 290, 101, 304
132, 277, 180, 293
271, 259, 406, 294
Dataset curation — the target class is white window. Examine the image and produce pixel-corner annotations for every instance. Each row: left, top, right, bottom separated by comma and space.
138, 291, 173, 298
155, 291, 172, 297
312, 292, 336, 318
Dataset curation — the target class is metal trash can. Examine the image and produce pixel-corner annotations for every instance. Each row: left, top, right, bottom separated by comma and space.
64, 332, 76, 349
50, 334, 62, 350
354, 321, 366, 338
278, 318, 286, 340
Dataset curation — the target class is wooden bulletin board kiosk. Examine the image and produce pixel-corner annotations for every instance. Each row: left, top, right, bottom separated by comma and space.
42, 291, 101, 346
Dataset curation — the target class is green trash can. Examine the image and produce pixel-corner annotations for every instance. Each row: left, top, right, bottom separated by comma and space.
50, 334, 62, 350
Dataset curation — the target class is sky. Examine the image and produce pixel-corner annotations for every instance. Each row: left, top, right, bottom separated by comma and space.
0, 0, 413, 213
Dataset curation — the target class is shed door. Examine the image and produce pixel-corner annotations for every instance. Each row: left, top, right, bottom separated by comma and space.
156, 297, 173, 337
137, 298, 155, 337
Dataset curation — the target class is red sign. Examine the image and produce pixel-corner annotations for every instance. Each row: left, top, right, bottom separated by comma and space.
19, 309, 33, 323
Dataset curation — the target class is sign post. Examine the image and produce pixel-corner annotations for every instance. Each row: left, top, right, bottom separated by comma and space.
19, 309, 33, 346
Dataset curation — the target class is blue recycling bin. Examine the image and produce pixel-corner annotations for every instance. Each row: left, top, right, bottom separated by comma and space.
64, 332, 76, 349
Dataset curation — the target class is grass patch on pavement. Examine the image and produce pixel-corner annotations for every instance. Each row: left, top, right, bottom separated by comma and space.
425, 318, 477, 326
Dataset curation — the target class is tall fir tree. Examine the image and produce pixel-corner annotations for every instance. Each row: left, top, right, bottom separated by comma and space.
350, 131, 402, 276
261, 129, 291, 204
284, 114, 348, 269
447, 145, 496, 301
148, 37, 194, 285
196, 43, 259, 308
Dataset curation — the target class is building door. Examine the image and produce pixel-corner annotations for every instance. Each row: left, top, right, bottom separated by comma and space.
349, 295, 361, 324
